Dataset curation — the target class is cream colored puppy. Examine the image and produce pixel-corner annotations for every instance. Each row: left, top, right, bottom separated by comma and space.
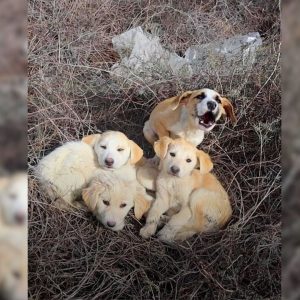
143, 88, 236, 146
140, 137, 232, 241
0, 173, 27, 226
36, 131, 144, 208
82, 172, 151, 231
0, 226, 27, 300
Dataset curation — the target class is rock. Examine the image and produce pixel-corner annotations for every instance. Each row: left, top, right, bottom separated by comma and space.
110, 28, 262, 88
185, 32, 262, 76
111, 27, 193, 86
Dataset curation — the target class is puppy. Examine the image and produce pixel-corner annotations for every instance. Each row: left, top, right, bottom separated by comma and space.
36, 131, 144, 208
82, 172, 152, 231
0, 173, 27, 226
140, 137, 232, 241
0, 226, 27, 300
143, 88, 236, 146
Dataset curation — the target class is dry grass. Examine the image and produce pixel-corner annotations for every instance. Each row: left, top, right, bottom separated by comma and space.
28, 0, 281, 299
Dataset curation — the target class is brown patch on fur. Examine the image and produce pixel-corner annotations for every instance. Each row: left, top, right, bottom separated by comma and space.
221, 97, 237, 123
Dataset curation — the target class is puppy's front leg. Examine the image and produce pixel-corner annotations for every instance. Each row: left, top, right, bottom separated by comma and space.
140, 189, 169, 239
158, 206, 192, 242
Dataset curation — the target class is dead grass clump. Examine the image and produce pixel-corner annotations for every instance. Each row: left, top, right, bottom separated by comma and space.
28, 0, 281, 298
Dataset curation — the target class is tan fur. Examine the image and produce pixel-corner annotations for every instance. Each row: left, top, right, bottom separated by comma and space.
220, 97, 237, 123
143, 89, 236, 146
139, 137, 232, 241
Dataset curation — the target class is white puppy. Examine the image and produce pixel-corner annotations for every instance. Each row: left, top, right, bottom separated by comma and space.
35, 131, 145, 208
0, 173, 28, 226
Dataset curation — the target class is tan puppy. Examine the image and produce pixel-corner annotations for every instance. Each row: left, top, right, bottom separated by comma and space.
82, 172, 151, 231
140, 137, 232, 241
36, 131, 144, 208
143, 88, 236, 146
0, 226, 27, 300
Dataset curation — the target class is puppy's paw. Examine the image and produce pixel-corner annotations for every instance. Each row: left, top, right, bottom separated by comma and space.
157, 227, 175, 242
140, 225, 156, 239
157, 215, 170, 229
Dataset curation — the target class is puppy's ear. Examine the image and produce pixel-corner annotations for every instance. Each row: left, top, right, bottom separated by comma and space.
129, 140, 143, 164
154, 136, 172, 159
134, 194, 151, 220
221, 97, 237, 124
82, 134, 101, 146
171, 91, 193, 110
196, 150, 213, 174
82, 183, 103, 211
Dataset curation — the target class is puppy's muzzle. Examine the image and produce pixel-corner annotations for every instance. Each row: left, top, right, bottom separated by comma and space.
106, 220, 116, 228
170, 165, 180, 175
207, 100, 217, 111
105, 158, 114, 167
15, 212, 26, 225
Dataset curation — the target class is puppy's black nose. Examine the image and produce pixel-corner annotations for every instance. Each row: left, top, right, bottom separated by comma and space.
107, 220, 116, 228
105, 158, 114, 166
207, 101, 217, 111
170, 165, 180, 175
15, 213, 25, 225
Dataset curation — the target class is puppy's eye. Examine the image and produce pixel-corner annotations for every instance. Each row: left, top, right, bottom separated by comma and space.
117, 148, 124, 152
215, 95, 221, 103
100, 145, 107, 149
198, 92, 206, 100
186, 159, 192, 163
170, 152, 175, 157
120, 203, 127, 208
103, 200, 110, 206
12, 270, 21, 280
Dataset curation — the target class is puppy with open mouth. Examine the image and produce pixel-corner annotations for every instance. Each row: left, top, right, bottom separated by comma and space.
143, 88, 237, 147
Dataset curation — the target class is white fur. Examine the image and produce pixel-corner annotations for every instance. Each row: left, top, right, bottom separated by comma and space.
0, 173, 28, 226
35, 141, 99, 205
94, 134, 131, 169
0, 226, 27, 300
196, 88, 219, 116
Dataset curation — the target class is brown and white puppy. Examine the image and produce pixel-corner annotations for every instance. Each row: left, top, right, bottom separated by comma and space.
139, 137, 232, 241
0, 226, 27, 300
36, 131, 144, 208
82, 172, 152, 231
143, 88, 236, 146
